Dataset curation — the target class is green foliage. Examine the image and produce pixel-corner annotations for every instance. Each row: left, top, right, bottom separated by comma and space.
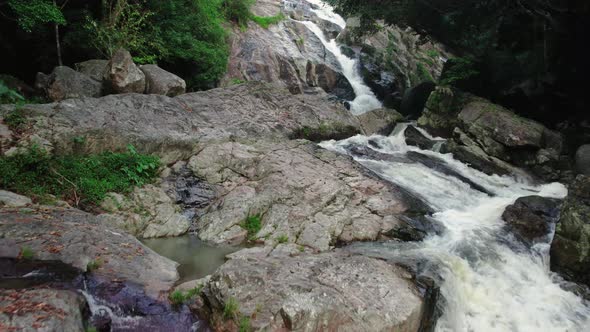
169, 290, 186, 306
85, 327, 98, 332
84, 0, 162, 59
0, 81, 25, 104
20, 246, 34, 260
7, 0, 66, 32
440, 57, 479, 86
277, 235, 289, 244
222, 0, 255, 27
238, 316, 252, 332
223, 297, 239, 320
251, 13, 285, 29
416, 63, 434, 83
240, 214, 262, 240
86, 259, 103, 272
147, 0, 229, 90
426, 49, 440, 58
230, 78, 246, 85
0, 145, 159, 207
3, 110, 28, 131
169, 284, 203, 306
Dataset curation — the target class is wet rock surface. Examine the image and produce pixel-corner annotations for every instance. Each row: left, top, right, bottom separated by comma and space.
199, 247, 425, 332
551, 175, 590, 286
502, 196, 562, 244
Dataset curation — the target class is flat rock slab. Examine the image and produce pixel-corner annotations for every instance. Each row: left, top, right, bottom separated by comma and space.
200, 247, 425, 331
0, 206, 178, 298
0, 289, 86, 332
189, 140, 410, 250
13, 82, 359, 163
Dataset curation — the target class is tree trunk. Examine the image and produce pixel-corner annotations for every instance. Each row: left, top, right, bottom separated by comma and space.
54, 0, 63, 66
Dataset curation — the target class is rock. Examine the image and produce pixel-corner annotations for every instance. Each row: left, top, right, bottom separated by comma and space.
35, 66, 102, 101
417, 86, 464, 137
188, 140, 412, 249
199, 249, 425, 331
359, 59, 401, 109
0, 206, 179, 297
0, 289, 86, 331
104, 49, 146, 94
400, 82, 436, 119
74, 59, 108, 82
0, 190, 32, 207
101, 185, 190, 238
0, 122, 11, 153
140, 64, 186, 97
404, 125, 437, 150
575, 144, 590, 175
502, 196, 562, 244
355, 108, 403, 135
222, 1, 353, 99
16, 82, 359, 164
551, 175, 590, 286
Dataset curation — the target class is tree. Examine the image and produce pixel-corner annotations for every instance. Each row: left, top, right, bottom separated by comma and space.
5, 0, 68, 65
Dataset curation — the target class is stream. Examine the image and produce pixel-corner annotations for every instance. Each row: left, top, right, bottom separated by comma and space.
320, 124, 590, 331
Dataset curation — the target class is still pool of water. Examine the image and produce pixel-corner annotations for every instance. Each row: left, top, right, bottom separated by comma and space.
142, 235, 242, 283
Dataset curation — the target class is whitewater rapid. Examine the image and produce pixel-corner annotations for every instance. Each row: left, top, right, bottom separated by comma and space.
301, 0, 382, 115
320, 124, 590, 332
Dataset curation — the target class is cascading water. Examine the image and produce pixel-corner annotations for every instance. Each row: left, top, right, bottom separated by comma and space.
300, 0, 382, 115
320, 124, 590, 332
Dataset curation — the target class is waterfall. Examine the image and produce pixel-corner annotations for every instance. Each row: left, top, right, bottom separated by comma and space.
300, 1, 382, 115
320, 124, 590, 332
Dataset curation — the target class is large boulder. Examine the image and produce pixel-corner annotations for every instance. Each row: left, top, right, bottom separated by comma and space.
355, 108, 403, 135
0, 190, 31, 207
199, 247, 426, 331
104, 49, 146, 94
551, 175, 590, 286
75, 59, 108, 82
188, 140, 412, 249
575, 144, 590, 175
0, 289, 87, 331
35, 66, 102, 101
140, 64, 186, 97
13, 82, 360, 164
502, 196, 562, 244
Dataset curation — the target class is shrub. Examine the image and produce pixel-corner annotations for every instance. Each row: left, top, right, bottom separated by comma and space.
3, 110, 28, 131
0, 81, 24, 104
251, 13, 285, 29
240, 214, 262, 240
222, 0, 255, 27
0, 145, 159, 207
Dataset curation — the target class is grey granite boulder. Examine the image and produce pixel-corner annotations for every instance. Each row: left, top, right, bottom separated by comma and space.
140, 64, 186, 97
104, 49, 146, 94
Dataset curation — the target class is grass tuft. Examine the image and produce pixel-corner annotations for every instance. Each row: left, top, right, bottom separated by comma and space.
250, 13, 285, 29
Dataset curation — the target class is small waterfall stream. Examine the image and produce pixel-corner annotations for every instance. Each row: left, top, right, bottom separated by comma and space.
320, 125, 590, 331
300, 0, 382, 115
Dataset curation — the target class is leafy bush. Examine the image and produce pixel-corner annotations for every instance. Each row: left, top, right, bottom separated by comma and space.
0, 81, 24, 104
251, 13, 285, 29
439, 57, 479, 86
222, 0, 255, 28
84, 0, 162, 60
0, 145, 159, 207
7, 0, 65, 32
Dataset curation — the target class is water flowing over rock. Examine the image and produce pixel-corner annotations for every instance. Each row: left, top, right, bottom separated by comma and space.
551, 175, 590, 286
199, 247, 425, 331
104, 49, 146, 94
35, 66, 102, 101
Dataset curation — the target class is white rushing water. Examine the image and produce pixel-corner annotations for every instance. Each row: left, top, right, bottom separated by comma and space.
301, 0, 382, 115
320, 124, 590, 332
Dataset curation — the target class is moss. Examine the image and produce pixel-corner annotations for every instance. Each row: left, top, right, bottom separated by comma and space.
86, 259, 103, 272
3, 110, 29, 132
240, 214, 262, 240
416, 62, 434, 83
20, 246, 34, 260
